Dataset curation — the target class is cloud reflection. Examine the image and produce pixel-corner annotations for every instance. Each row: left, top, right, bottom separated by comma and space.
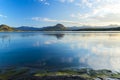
43, 33, 120, 71
33, 41, 41, 47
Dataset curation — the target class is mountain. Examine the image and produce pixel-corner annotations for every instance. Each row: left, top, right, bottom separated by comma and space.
16, 26, 40, 31
41, 24, 67, 31
74, 27, 120, 31
67, 26, 92, 30
1, 24, 120, 31
0, 24, 15, 31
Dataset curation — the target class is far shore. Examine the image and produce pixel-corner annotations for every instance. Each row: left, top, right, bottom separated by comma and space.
1, 31, 120, 33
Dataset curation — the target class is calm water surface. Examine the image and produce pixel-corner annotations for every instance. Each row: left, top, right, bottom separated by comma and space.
0, 32, 120, 71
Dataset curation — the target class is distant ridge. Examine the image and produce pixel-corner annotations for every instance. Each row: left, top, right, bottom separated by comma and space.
74, 27, 120, 31
16, 26, 40, 31
0, 24, 120, 31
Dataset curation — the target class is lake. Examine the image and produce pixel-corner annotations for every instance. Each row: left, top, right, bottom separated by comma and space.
0, 32, 120, 72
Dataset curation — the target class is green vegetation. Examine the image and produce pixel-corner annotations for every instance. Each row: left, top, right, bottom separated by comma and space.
0, 24, 16, 31
0, 68, 29, 80
0, 24, 18, 32
110, 73, 120, 78
33, 68, 120, 80
0, 68, 120, 80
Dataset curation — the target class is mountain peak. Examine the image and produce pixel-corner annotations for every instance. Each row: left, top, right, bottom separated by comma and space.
55, 24, 65, 28
41, 24, 66, 31
54, 24, 66, 30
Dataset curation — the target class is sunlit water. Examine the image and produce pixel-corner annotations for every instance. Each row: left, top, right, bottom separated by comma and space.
0, 32, 120, 72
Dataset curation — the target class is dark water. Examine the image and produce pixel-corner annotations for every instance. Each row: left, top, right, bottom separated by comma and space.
0, 32, 120, 71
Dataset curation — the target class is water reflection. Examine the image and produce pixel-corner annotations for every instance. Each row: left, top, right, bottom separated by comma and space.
0, 32, 120, 71
43, 33, 65, 39
0, 35, 11, 48
42, 32, 120, 71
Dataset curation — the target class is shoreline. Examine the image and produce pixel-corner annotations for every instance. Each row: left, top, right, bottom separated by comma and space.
0, 67, 120, 80
1, 31, 120, 33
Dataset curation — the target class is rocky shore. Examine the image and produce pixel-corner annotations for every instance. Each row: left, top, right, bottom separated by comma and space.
0, 67, 120, 80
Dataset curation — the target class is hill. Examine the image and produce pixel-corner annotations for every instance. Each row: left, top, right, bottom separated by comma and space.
0, 24, 15, 31
41, 24, 67, 31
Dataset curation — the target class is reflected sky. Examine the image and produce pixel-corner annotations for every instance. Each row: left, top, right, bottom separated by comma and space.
0, 32, 120, 71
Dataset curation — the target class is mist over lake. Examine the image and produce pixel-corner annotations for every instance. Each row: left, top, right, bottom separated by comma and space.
0, 32, 120, 72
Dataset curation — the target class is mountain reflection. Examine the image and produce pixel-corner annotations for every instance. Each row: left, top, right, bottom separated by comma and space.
43, 33, 65, 39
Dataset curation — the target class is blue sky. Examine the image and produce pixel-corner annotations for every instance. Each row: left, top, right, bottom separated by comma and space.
0, 0, 120, 27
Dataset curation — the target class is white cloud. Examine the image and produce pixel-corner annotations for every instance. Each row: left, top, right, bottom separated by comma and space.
31, 17, 42, 21
38, 0, 46, 2
35, 0, 120, 26
59, 0, 65, 2
92, 13, 120, 22
32, 17, 81, 25
59, 0, 74, 3
37, 0, 50, 5
0, 14, 7, 18
43, 18, 58, 22
70, 14, 76, 18
44, 2, 50, 5
72, 0, 120, 25
81, 0, 92, 8
38, 0, 74, 3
